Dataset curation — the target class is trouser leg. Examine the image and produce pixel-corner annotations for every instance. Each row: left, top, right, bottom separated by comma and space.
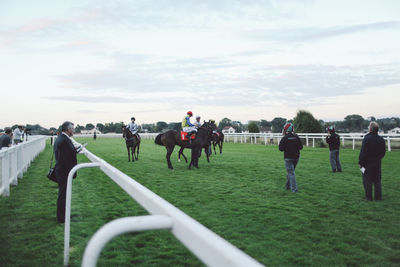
329, 150, 337, 171
57, 180, 67, 223
362, 173, 373, 201
335, 150, 342, 171
285, 159, 298, 192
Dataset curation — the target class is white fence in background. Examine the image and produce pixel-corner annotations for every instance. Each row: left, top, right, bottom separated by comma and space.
76, 132, 400, 151
223, 133, 400, 151
0, 136, 46, 196
63, 143, 263, 267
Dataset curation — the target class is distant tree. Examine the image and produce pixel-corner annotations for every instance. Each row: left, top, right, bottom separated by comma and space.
141, 123, 156, 133
75, 124, 84, 133
344, 114, 365, 132
156, 121, 168, 132
260, 120, 271, 127
232, 120, 243, 133
271, 117, 287, 133
96, 123, 105, 133
85, 123, 95, 130
218, 118, 233, 131
168, 122, 181, 132
376, 117, 400, 132
248, 122, 260, 133
293, 110, 321, 133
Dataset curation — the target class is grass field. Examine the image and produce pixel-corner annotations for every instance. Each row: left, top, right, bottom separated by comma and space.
1, 138, 400, 266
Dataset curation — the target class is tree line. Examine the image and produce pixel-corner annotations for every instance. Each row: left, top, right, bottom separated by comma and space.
2, 111, 399, 135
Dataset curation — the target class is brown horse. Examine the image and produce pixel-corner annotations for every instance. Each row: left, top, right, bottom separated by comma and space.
155, 122, 212, 169
212, 130, 224, 154
122, 126, 140, 162
178, 121, 213, 163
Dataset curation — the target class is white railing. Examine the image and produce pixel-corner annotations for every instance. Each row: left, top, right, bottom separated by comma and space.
223, 133, 400, 151
74, 133, 158, 139
63, 144, 264, 267
0, 136, 47, 196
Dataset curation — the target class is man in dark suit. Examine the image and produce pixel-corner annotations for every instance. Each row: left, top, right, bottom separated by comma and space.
54, 121, 78, 223
359, 121, 386, 201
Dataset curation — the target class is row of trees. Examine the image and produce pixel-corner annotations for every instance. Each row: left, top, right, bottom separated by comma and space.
2, 112, 399, 135
234, 112, 400, 133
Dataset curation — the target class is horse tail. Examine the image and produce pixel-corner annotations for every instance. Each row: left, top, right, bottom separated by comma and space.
155, 133, 164, 146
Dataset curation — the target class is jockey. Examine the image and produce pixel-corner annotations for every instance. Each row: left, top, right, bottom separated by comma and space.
182, 111, 197, 140
194, 115, 202, 128
127, 117, 139, 139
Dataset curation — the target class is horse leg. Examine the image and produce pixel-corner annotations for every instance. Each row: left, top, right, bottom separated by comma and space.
205, 147, 210, 163
213, 142, 217, 155
136, 143, 140, 160
178, 147, 186, 163
220, 140, 223, 154
127, 146, 131, 161
166, 145, 175, 170
131, 146, 135, 162
195, 149, 199, 168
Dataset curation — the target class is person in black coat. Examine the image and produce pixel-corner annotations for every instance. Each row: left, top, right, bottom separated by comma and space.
54, 121, 78, 223
279, 123, 303, 193
359, 121, 386, 201
326, 126, 342, 172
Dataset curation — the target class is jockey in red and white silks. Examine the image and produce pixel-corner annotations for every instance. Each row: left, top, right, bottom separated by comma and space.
182, 111, 197, 133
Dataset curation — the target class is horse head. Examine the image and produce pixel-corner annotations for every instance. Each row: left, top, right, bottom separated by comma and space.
122, 125, 129, 138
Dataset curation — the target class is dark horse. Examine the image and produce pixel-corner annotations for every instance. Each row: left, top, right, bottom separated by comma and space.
155, 122, 212, 169
178, 121, 212, 163
122, 126, 140, 162
212, 130, 224, 154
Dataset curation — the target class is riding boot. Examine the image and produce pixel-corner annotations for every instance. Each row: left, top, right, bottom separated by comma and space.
187, 132, 192, 144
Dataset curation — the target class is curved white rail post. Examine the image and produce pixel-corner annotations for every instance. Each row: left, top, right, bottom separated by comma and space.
82, 215, 173, 267
64, 162, 101, 267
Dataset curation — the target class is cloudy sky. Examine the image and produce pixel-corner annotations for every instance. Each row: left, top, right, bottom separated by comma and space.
1, 0, 399, 128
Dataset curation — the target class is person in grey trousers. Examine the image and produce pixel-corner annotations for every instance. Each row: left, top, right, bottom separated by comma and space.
325, 126, 342, 172
279, 123, 303, 193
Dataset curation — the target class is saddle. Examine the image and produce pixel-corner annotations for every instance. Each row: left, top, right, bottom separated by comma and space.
181, 131, 196, 141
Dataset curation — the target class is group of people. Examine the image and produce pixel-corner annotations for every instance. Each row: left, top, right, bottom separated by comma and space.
0, 126, 27, 150
278, 121, 386, 201
51, 117, 386, 223
182, 111, 202, 136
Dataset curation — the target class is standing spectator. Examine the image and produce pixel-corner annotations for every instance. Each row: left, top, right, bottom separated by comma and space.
279, 123, 303, 193
93, 131, 97, 141
0, 128, 13, 149
359, 121, 386, 201
326, 126, 342, 172
13, 126, 24, 145
53, 121, 78, 223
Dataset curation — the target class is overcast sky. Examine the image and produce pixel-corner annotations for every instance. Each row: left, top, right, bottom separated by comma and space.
1, 0, 399, 128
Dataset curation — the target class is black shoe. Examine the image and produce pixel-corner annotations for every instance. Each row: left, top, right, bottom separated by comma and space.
338, 169, 342, 172
332, 169, 336, 172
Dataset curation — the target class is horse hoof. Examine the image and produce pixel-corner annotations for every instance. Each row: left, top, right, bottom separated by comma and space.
178, 159, 181, 162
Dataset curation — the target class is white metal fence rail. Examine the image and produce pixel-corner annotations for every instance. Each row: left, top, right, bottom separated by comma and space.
63, 144, 263, 267
76, 132, 400, 151
222, 133, 400, 151
0, 136, 46, 196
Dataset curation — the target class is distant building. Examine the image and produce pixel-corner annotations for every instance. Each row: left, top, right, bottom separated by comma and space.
80, 128, 102, 135
222, 126, 236, 134
388, 127, 400, 134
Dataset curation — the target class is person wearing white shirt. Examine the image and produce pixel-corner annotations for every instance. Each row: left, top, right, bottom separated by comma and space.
13, 126, 24, 145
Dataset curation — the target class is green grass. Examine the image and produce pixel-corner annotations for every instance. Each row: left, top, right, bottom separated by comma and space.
1, 138, 400, 266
